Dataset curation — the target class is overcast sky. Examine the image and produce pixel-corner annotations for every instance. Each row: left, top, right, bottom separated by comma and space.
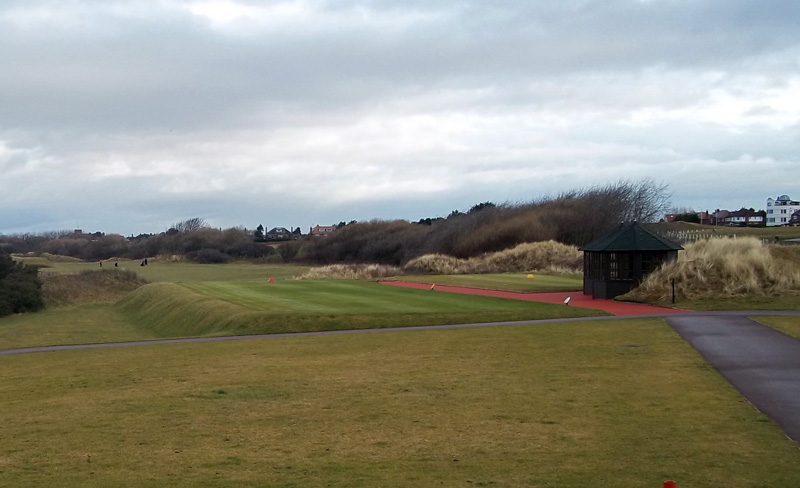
2, 0, 799, 235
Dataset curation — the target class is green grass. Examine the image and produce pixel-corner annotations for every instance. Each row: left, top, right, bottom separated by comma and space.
391, 272, 582, 291
115, 280, 606, 338
753, 316, 800, 339
0, 319, 797, 487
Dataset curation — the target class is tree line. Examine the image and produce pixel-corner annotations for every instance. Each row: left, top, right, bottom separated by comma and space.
0, 179, 670, 266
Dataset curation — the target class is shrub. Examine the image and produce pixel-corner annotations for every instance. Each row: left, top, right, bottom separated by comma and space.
0, 251, 44, 317
189, 249, 234, 264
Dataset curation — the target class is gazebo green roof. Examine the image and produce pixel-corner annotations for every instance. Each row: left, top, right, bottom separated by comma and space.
580, 222, 683, 252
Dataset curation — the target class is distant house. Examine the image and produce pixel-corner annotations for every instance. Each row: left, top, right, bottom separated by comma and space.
265, 227, 294, 241
722, 209, 766, 227
711, 209, 730, 225
766, 195, 800, 226
310, 225, 337, 236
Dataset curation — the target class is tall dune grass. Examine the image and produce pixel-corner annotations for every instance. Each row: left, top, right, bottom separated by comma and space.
298, 263, 402, 280
621, 238, 800, 302
404, 240, 582, 275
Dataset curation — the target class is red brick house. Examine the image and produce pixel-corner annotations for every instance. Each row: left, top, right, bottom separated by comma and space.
309, 225, 337, 236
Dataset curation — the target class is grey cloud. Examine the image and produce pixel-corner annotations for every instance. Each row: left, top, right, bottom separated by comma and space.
4, 0, 800, 135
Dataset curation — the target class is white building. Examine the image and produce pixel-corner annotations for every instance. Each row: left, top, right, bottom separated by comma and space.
766, 195, 800, 226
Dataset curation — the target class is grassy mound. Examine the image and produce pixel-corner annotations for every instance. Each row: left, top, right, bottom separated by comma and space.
114, 283, 254, 337
299, 263, 402, 280
115, 280, 604, 338
405, 240, 582, 275
42, 269, 148, 307
620, 238, 800, 303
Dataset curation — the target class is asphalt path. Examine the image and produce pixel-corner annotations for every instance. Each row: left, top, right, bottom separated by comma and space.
666, 313, 800, 444
2, 310, 800, 445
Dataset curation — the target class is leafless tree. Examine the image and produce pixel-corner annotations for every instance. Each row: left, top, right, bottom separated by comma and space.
620, 178, 672, 223
170, 218, 208, 233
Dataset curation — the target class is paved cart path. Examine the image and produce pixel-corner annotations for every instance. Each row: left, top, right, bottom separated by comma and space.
666, 315, 800, 444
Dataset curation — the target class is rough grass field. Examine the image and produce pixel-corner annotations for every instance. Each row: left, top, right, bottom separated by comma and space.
115, 280, 605, 338
392, 272, 582, 292
13, 256, 308, 283
1, 320, 798, 487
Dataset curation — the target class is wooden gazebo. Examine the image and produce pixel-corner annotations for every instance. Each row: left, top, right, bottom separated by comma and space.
581, 222, 682, 299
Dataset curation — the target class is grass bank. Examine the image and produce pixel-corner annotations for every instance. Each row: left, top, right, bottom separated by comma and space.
754, 316, 800, 339
0, 304, 157, 349
115, 280, 605, 338
0, 320, 798, 487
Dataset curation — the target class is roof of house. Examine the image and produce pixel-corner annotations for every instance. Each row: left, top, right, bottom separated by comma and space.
580, 222, 683, 252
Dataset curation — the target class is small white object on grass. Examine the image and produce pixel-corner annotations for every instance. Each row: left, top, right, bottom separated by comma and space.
564, 296, 571, 306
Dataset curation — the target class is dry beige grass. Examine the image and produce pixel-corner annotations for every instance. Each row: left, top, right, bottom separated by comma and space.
404, 240, 582, 275
621, 238, 800, 302
11, 252, 84, 263
298, 263, 403, 280
41, 269, 149, 307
